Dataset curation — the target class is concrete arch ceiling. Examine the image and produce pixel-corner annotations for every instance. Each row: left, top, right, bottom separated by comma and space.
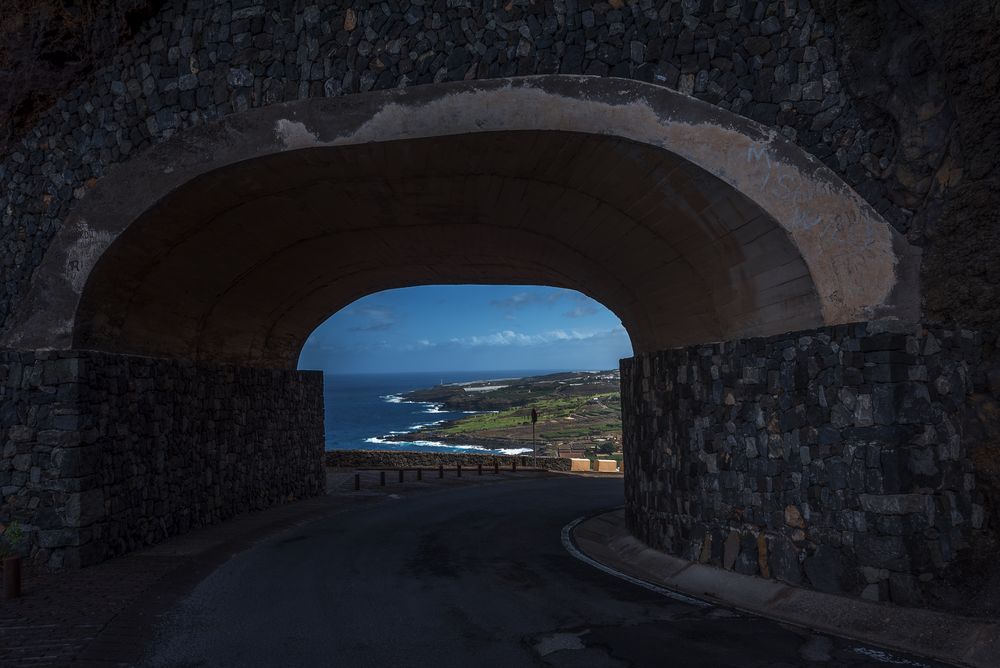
75, 130, 818, 365
5, 76, 919, 368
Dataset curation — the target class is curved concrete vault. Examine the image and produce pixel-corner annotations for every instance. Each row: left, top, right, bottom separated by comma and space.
77, 130, 822, 366
6, 76, 919, 367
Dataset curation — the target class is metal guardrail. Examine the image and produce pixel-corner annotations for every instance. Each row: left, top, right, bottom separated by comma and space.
351, 461, 551, 490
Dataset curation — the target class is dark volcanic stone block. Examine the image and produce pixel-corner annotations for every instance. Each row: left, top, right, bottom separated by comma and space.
768, 536, 802, 585
804, 545, 849, 593
855, 534, 910, 571
735, 532, 759, 575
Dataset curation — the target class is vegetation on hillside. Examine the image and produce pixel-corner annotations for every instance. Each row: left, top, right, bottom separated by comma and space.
392, 371, 623, 456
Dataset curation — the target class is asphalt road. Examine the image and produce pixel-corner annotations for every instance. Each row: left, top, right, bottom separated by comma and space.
140, 476, 944, 667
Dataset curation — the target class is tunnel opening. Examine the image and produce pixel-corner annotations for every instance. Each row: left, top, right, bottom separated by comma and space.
2, 77, 918, 569
69, 129, 823, 368
296, 284, 633, 468
57, 125, 817, 562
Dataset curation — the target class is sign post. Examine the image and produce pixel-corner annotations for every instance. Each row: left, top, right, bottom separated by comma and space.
531, 408, 538, 469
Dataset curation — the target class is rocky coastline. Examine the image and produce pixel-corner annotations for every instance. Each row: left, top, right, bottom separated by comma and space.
383, 370, 621, 455
381, 426, 537, 454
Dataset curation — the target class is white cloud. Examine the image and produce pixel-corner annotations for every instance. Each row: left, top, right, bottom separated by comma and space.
489, 291, 563, 309
447, 327, 624, 348
347, 306, 396, 331
398, 339, 435, 352
563, 305, 598, 318
489, 289, 609, 321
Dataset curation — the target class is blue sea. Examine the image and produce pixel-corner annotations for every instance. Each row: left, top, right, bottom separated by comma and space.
322, 370, 556, 454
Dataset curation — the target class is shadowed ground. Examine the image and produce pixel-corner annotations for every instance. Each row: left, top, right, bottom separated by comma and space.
139, 476, 944, 667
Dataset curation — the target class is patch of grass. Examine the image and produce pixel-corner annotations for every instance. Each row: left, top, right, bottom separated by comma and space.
432, 392, 621, 449
439, 393, 618, 436
401, 372, 623, 451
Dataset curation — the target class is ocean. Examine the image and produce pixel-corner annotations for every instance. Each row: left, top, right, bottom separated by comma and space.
322, 370, 557, 455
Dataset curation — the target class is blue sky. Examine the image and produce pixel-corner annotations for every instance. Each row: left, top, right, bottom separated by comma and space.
296, 285, 633, 374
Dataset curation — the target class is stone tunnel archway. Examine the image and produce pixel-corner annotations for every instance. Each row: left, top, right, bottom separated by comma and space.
5, 76, 946, 577
4, 76, 917, 364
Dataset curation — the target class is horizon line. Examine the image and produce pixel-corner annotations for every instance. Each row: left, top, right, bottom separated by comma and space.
310, 367, 620, 376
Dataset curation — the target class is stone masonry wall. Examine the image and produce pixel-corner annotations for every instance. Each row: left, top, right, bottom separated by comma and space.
0, 350, 325, 567
816, 0, 1000, 336
0, 352, 84, 566
0, 0, 900, 336
622, 322, 993, 608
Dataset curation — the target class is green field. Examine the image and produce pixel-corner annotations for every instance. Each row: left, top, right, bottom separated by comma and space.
438, 393, 619, 439
395, 371, 623, 454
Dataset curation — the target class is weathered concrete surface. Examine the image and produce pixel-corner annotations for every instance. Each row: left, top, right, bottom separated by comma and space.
573, 509, 1000, 668
5, 76, 917, 366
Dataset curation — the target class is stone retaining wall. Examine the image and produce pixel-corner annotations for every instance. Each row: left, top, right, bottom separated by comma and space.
0, 0, 899, 333
622, 322, 993, 606
0, 350, 325, 567
325, 449, 571, 471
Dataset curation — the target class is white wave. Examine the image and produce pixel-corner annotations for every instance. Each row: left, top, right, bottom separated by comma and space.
419, 442, 490, 451
362, 436, 524, 454
406, 420, 445, 430
364, 436, 483, 450
365, 436, 403, 445
381, 394, 404, 403
423, 406, 448, 414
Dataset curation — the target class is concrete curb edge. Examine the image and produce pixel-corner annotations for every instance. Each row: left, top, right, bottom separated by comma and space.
567, 509, 1000, 668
